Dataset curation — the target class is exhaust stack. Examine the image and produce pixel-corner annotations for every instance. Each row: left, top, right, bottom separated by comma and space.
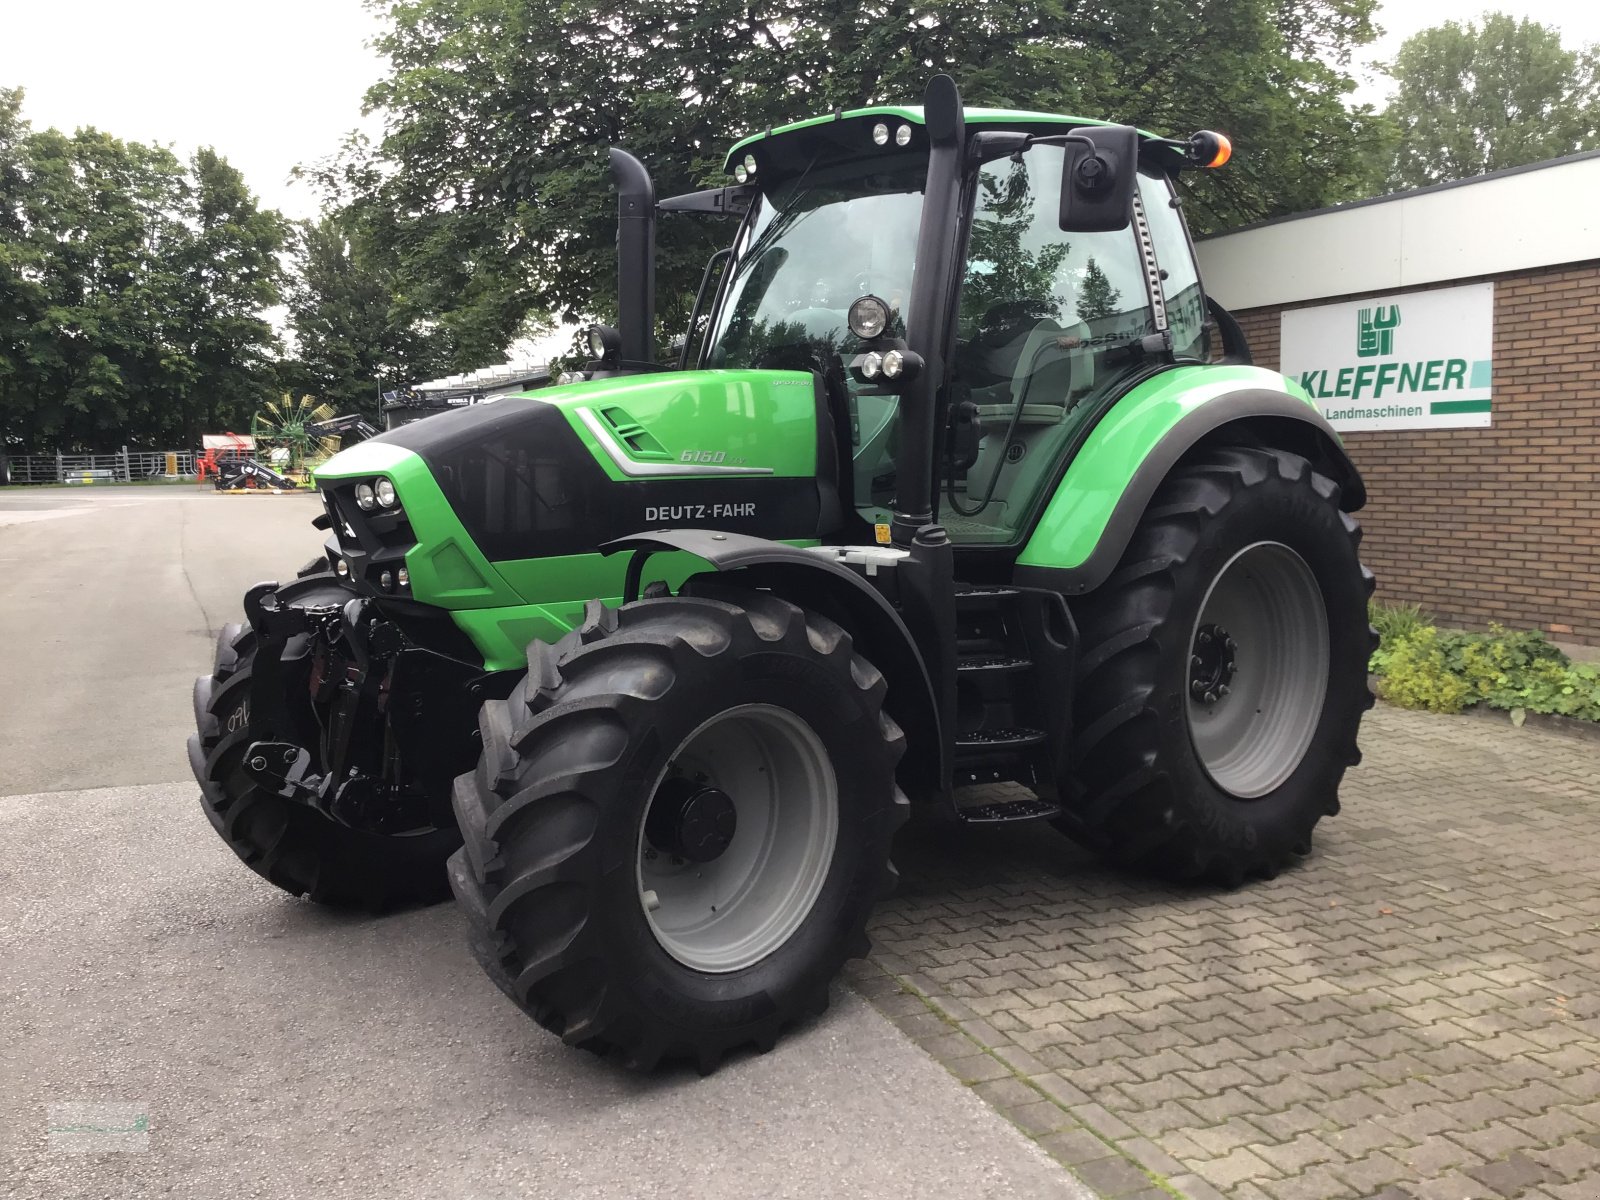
608, 148, 656, 367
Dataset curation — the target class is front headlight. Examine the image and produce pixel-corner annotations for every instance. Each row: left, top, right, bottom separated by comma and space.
355, 482, 377, 511
375, 478, 398, 508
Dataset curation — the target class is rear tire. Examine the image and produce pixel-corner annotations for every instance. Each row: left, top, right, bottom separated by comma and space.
1061, 444, 1375, 884
449, 589, 907, 1071
187, 580, 461, 911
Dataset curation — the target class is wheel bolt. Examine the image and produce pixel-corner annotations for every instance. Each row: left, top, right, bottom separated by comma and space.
1190, 680, 1207, 697
1191, 654, 1203, 668
1226, 660, 1236, 672
1204, 690, 1217, 704
642, 889, 661, 912
1198, 631, 1212, 645
1218, 684, 1230, 697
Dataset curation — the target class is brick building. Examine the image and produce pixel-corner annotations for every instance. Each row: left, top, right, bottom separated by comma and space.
1196, 151, 1600, 646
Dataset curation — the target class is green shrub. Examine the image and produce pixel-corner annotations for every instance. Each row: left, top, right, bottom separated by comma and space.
1458, 624, 1566, 706
1368, 600, 1428, 674
1376, 626, 1475, 713
1369, 605, 1600, 723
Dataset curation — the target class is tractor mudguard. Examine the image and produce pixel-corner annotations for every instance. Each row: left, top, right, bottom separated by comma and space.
603, 529, 946, 800
1015, 370, 1366, 597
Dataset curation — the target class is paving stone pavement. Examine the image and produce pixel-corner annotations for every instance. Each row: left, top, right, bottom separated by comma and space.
847, 704, 1600, 1200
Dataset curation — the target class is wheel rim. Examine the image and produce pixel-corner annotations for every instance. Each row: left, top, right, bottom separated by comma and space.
637, 704, 839, 973
1186, 541, 1329, 799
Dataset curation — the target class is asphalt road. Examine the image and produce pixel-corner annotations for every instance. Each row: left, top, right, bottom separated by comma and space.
0, 485, 1088, 1200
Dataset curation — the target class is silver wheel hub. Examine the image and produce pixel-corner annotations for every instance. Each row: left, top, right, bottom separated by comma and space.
637, 704, 839, 974
1186, 541, 1330, 799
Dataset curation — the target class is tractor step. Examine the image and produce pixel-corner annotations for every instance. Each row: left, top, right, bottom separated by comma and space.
958, 654, 1031, 674
954, 794, 1062, 824
955, 727, 1047, 750
947, 581, 1077, 801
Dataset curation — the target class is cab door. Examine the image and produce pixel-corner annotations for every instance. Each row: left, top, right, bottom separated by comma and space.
940, 143, 1160, 546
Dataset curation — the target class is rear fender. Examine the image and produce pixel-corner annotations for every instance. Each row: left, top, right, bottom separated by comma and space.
1016, 368, 1365, 597
604, 530, 946, 800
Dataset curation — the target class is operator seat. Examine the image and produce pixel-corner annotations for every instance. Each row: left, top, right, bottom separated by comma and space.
958, 301, 1091, 412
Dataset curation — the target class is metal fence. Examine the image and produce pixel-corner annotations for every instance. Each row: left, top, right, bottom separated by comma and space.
1, 450, 198, 485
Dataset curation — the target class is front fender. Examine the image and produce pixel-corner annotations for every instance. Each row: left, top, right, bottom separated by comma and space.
1016, 365, 1365, 596
604, 530, 946, 800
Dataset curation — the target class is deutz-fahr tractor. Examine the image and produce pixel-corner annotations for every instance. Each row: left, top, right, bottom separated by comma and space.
190, 77, 1373, 1071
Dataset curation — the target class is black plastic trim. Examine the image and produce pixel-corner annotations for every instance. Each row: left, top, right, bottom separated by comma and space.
602, 530, 947, 798
379, 398, 821, 560
1207, 297, 1253, 363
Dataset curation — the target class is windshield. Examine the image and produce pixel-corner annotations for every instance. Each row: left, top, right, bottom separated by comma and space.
704, 158, 925, 370
703, 157, 925, 517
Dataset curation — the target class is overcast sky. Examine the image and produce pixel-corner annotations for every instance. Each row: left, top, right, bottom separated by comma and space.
3, 2, 1598, 221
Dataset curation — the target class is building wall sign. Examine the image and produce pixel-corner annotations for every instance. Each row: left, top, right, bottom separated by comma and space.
1279, 283, 1493, 431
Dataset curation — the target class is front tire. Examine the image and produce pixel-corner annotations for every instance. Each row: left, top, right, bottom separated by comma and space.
1062, 444, 1375, 884
449, 589, 907, 1072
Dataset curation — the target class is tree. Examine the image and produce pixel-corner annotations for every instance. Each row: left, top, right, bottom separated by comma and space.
961, 161, 1072, 327
326, 0, 1382, 362
282, 215, 453, 417
1076, 259, 1121, 322
8, 124, 196, 448
0, 90, 285, 451
0, 89, 41, 448
180, 149, 288, 439
1385, 14, 1600, 190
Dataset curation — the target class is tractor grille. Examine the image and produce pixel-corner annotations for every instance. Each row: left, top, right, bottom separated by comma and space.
322, 486, 414, 593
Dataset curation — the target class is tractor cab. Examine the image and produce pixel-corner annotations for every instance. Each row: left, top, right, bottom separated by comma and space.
690, 113, 1213, 547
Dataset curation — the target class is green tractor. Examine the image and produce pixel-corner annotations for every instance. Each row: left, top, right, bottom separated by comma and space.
190, 77, 1373, 1071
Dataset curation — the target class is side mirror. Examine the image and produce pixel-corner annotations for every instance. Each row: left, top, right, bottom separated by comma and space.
1058, 125, 1138, 233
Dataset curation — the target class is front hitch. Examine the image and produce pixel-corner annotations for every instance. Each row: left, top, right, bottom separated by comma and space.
240, 582, 398, 831
240, 738, 432, 834
237, 578, 486, 835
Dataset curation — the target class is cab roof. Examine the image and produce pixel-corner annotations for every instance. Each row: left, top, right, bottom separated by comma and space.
723, 105, 1174, 174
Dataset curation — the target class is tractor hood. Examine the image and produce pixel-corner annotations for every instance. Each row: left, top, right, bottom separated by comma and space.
363, 367, 821, 479
311, 369, 833, 615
